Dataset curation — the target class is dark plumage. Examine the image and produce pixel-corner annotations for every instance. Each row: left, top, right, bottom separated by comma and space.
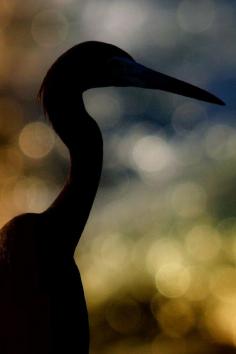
0, 41, 224, 354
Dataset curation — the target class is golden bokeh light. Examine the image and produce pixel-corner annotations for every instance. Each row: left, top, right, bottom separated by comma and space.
19, 121, 55, 159
184, 267, 209, 302
205, 302, 236, 345
99, 232, 129, 271
155, 263, 191, 298
185, 224, 221, 262
83, 263, 119, 307
146, 238, 183, 275
210, 266, 236, 303
12, 177, 54, 213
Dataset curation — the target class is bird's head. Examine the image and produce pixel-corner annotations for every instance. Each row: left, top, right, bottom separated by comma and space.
39, 41, 224, 117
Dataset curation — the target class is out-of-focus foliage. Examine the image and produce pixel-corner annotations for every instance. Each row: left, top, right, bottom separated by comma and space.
0, 0, 235, 353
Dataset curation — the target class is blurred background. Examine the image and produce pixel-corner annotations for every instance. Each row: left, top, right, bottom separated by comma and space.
0, 0, 236, 353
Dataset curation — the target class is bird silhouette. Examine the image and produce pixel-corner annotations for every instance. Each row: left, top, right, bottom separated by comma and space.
0, 41, 224, 354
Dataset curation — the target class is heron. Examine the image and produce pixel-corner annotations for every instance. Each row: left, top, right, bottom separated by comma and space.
0, 41, 224, 354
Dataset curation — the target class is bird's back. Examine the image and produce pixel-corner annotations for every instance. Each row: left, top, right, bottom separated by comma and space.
0, 213, 51, 353
0, 212, 89, 354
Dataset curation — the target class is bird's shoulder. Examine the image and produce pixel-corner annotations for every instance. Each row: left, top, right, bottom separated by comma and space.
0, 213, 41, 264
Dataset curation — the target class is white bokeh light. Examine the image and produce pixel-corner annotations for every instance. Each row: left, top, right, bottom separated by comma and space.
80, 0, 150, 47
132, 135, 176, 174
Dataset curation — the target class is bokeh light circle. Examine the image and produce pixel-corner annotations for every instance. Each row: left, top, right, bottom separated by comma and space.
177, 0, 215, 33
132, 135, 175, 174
210, 266, 236, 303
155, 263, 191, 298
12, 177, 53, 213
185, 224, 221, 262
19, 121, 55, 159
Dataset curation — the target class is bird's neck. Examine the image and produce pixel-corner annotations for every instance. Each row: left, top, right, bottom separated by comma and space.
44, 94, 103, 254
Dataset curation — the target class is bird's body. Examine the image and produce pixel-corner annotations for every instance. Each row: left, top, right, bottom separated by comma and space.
0, 114, 102, 353
0, 211, 89, 354
0, 41, 223, 354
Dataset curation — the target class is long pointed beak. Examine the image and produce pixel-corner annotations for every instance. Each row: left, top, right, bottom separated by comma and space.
112, 57, 225, 106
